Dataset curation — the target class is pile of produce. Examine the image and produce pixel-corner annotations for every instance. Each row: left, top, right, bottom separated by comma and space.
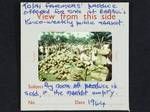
38, 44, 111, 81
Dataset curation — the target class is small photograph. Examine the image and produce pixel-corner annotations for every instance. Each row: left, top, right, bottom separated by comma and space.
38, 32, 112, 81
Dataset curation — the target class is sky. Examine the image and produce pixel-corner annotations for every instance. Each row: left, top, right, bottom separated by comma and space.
38, 32, 92, 40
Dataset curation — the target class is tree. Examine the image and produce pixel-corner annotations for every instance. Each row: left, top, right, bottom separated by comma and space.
90, 32, 112, 48
39, 32, 56, 46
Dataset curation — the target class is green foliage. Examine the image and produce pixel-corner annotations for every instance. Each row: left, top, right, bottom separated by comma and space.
38, 32, 111, 46
90, 32, 112, 48
91, 32, 112, 42
39, 32, 56, 46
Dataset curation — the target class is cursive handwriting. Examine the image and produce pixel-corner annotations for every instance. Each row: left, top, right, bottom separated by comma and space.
88, 98, 106, 107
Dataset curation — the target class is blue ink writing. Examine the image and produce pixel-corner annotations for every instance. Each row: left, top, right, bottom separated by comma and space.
92, 90, 115, 97
54, 90, 63, 96
44, 82, 53, 91
24, 90, 39, 97
66, 90, 88, 96
55, 83, 70, 89
84, 82, 109, 90
88, 98, 106, 107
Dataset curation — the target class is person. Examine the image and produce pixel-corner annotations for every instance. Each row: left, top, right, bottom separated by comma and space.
39, 45, 44, 54
80, 50, 91, 66
45, 46, 49, 57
